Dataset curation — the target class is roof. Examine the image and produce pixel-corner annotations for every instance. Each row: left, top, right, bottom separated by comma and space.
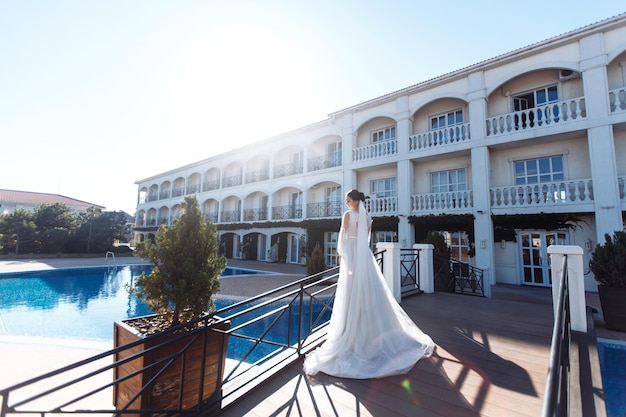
0, 189, 105, 210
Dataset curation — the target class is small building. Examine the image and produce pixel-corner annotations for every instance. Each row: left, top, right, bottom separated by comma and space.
0, 189, 105, 215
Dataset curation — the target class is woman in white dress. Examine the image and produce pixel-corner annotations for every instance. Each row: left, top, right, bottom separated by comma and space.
303, 189, 435, 379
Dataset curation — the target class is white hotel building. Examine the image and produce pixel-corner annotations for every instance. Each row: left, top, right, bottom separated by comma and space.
134, 14, 626, 293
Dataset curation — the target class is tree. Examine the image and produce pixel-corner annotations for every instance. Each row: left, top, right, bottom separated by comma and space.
306, 242, 327, 275
0, 209, 36, 255
33, 203, 77, 253
130, 195, 226, 327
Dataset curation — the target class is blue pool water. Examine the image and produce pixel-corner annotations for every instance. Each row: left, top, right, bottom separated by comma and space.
0, 265, 267, 341
0, 265, 329, 363
598, 338, 626, 417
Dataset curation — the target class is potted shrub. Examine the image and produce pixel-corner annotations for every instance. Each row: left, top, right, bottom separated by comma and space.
589, 231, 626, 332
113, 195, 229, 413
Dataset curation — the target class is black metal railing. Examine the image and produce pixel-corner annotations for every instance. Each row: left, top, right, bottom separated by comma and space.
400, 248, 421, 296
433, 253, 485, 296
541, 255, 570, 417
0, 268, 340, 417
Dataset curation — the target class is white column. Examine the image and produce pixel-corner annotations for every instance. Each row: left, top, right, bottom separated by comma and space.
414, 243, 434, 294
547, 245, 587, 333
376, 242, 402, 302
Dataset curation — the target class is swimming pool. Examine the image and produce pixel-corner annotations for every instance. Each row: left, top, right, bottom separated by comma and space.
597, 338, 626, 417
0, 264, 268, 341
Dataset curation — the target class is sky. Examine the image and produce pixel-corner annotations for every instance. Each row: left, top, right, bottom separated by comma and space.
1, 1, 624, 214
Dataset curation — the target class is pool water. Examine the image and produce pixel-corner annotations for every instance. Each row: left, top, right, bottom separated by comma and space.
0, 265, 329, 363
0, 265, 266, 341
597, 338, 626, 417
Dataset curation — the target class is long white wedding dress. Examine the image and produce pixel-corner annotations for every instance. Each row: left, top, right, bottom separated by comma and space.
303, 201, 434, 379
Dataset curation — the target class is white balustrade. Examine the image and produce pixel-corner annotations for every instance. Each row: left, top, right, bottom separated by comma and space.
609, 88, 626, 113
490, 179, 593, 208
364, 196, 398, 215
352, 139, 397, 162
410, 190, 473, 214
485, 97, 586, 137
409, 123, 470, 151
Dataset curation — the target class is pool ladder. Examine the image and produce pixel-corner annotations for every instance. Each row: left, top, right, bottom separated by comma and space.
105, 251, 117, 268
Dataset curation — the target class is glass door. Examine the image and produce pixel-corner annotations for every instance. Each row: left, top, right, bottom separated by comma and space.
519, 231, 568, 286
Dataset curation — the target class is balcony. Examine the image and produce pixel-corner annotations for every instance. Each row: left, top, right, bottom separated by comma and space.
202, 180, 220, 192
486, 96, 586, 137
272, 205, 302, 220
243, 208, 268, 221
159, 190, 170, 199
147, 193, 158, 202
172, 187, 184, 198
186, 184, 201, 194
352, 140, 397, 162
364, 196, 397, 215
204, 213, 218, 223
307, 153, 342, 171
306, 202, 342, 218
409, 123, 470, 152
245, 169, 270, 184
490, 179, 594, 212
220, 210, 241, 222
223, 175, 243, 188
411, 190, 474, 215
609, 87, 626, 113
274, 162, 303, 179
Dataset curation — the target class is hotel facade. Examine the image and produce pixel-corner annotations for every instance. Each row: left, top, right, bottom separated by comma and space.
134, 14, 626, 293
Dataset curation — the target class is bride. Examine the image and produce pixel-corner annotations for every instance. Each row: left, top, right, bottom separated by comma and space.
303, 189, 435, 379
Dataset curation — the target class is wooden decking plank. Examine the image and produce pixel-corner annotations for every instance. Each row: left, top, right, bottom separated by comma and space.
219, 285, 556, 416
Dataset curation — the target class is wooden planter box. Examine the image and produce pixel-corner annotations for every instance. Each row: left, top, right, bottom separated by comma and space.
598, 286, 626, 332
113, 316, 230, 415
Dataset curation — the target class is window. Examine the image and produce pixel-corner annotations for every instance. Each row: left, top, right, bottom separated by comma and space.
325, 231, 339, 266
443, 231, 471, 262
515, 156, 566, 202
514, 156, 564, 185
371, 126, 396, 143
513, 86, 558, 111
430, 110, 463, 130
327, 142, 342, 167
431, 169, 467, 193
370, 178, 397, 198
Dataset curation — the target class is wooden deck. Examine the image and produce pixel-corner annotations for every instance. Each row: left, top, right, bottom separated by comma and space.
218, 285, 561, 417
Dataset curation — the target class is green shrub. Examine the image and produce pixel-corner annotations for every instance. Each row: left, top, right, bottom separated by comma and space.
589, 231, 626, 288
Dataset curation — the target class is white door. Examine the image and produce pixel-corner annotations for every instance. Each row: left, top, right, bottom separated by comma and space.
518, 231, 568, 286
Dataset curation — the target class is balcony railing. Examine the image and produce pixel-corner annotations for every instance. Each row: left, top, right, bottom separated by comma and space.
222, 175, 242, 188
409, 123, 470, 151
486, 96, 586, 137
609, 87, 626, 113
245, 169, 270, 184
363, 196, 397, 215
274, 162, 303, 179
159, 190, 170, 199
307, 153, 342, 171
272, 205, 303, 220
147, 193, 158, 202
186, 184, 201, 194
352, 139, 397, 162
204, 213, 218, 223
243, 208, 268, 221
220, 210, 241, 222
306, 202, 342, 218
172, 187, 184, 197
490, 179, 593, 209
411, 190, 473, 214
203, 180, 220, 192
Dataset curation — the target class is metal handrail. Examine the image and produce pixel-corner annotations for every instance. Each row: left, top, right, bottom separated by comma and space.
0, 267, 340, 416
541, 255, 570, 417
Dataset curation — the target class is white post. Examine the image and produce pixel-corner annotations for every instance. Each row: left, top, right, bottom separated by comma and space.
376, 242, 402, 302
547, 245, 587, 333
414, 243, 434, 294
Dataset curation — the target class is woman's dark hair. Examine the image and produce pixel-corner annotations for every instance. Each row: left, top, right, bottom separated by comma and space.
346, 189, 366, 202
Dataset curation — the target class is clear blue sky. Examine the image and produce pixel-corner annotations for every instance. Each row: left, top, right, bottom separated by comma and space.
1, 1, 624, 214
